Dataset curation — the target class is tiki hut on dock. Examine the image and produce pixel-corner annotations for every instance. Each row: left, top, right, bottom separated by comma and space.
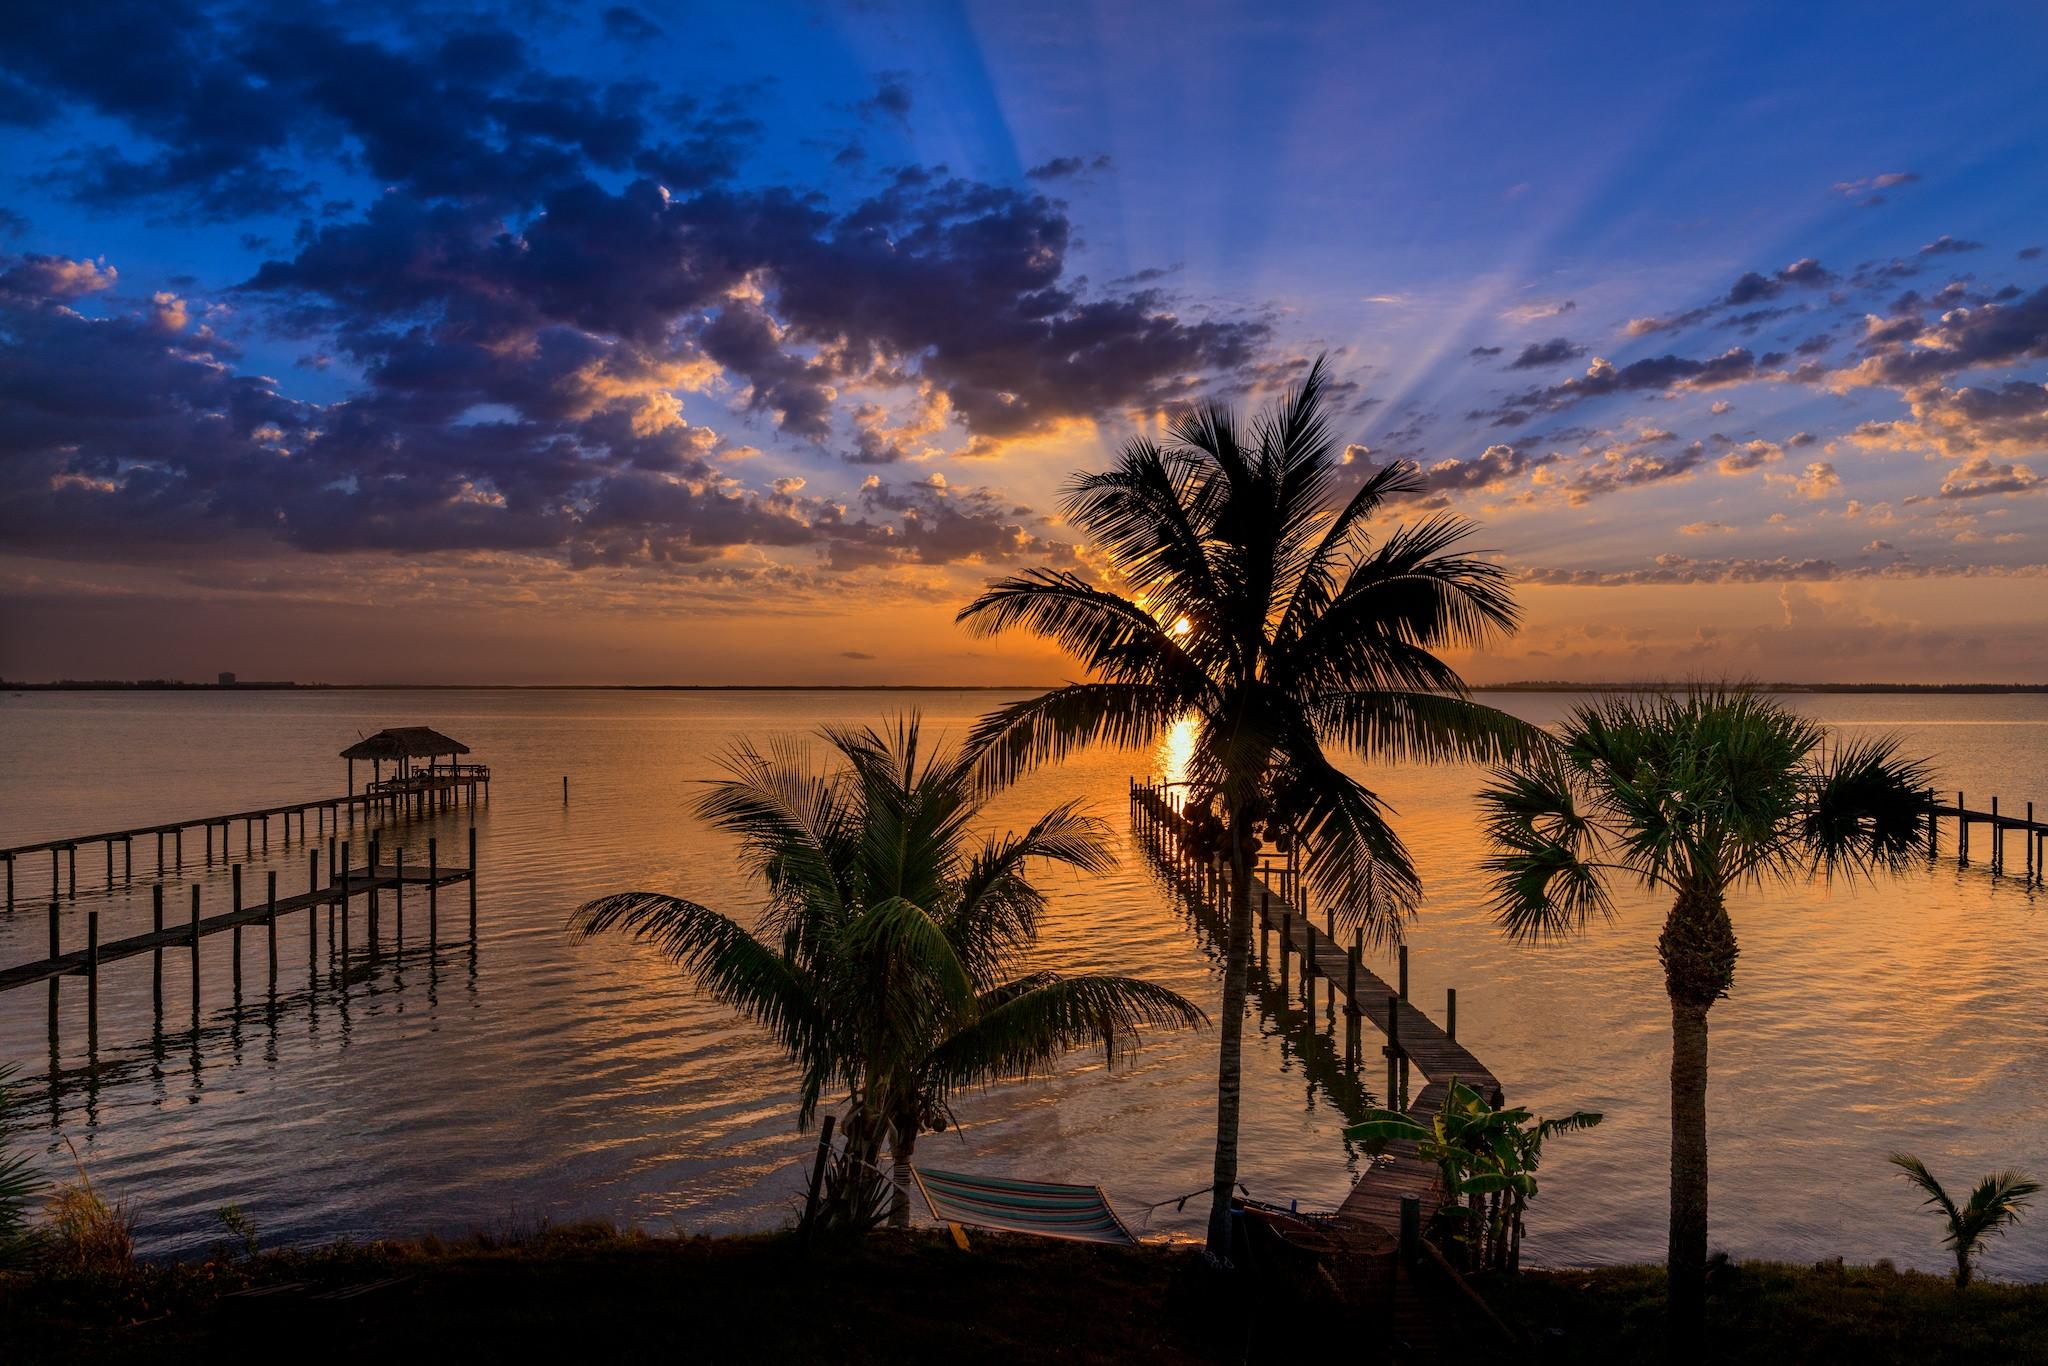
341, 726, 483, 801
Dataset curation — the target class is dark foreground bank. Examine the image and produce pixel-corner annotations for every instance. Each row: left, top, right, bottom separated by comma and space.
5, 1223, 2048, 1364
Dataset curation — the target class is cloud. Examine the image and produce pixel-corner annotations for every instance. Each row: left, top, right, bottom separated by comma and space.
1523, 553, 2048, 586
0, 252, 116, 300
1832, 171, 1920, 202
601, 7, 663, 42
1025, 154, 1112, 181
839, 650, 876, 660
1467, 345, 1504, 359
1500, 298, 1575, 324
1506, 336, 1587, 370
1919, 234, 1983, 256
858, 72, 913, 125
1477, 348, 1765, 425
1829, 285, 2048, 389
1938, 455, 2042, 499
1716, 439, 1782, 475
1791, 460, 1841, 499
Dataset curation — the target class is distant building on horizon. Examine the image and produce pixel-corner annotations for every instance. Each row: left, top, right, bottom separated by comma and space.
218, 671, 236, 686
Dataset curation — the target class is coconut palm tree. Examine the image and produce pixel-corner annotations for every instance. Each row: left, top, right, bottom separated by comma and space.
572, 716, 1204, 1232
956, 357, 1542, 1258
1479, 687, 1934, 1331
1891, 1153, 2040, 1288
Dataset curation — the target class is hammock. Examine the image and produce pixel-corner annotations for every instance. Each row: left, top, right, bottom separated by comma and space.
910, 1166, 1139, 1246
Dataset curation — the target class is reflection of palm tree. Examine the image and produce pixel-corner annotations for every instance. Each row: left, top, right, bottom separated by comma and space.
1891, 1153, 2040, 1288
958, 358, 1539, 1258
1480, 688, 1934, 1330
573, 717, 1203, 1231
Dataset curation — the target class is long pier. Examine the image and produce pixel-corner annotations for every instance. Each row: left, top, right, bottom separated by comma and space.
0, 826, 479, 1059
1130, 778, 1499, 1352
1, 768, 488, 913
1931, 791, 2047, 881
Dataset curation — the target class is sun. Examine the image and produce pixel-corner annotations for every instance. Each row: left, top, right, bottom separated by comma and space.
1171, 616, 1192, 636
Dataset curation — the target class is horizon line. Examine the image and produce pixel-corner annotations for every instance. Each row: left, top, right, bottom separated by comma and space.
6, 679, 2048, 694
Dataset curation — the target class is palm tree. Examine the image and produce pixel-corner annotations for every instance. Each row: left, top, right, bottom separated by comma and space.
1479, 687, 1934, 1330
0, 1065, 41, 1269
1890, 1153, 2040, 1288
572, 716, 1204, 1232
956, 357, 1542, 1258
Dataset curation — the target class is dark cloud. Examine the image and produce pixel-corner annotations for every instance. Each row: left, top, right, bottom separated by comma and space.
1838, 284, 2048, 388
2021, 246, 2044, 261
1919, 234, 1983, 256
1506, 336, 1586, 370
1025, 154, 1112, 181
600, 7, 663, 42
858, 72, 913, 124
0, 5, 745, 217
1476, 348, 1761, 425
1467, 345, 1504, 359
1724, 258, 1833, 305
840, 650, 876, 660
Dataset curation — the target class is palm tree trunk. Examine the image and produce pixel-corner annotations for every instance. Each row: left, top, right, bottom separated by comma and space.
1668, 995, 1710, 1327
1659, 883, 1737, 1339
889, 1123, 917, 1229
1204, 835, 1256, 1259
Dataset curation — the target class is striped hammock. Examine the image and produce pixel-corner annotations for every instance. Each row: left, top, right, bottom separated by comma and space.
910, 1166, 1139, 1246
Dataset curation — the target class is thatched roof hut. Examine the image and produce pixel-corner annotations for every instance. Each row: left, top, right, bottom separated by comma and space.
341, 727, 471, 762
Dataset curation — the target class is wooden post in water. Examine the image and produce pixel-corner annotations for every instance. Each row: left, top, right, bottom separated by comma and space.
86, 910, 99, 1053
152, 883, 165, 1014
1279, 910, 1291, 993
175, 825, 182, 869
1927, 787, 1939, 857
1258, 889, 1269, 969
429, 837, 439, 950
395, 847, 405, 949
367, 838, 380, 955
189, 885, 202, 1013
468, 825, 478, 940
1385, 993, 1400, 1109
1958, 791, 1968, 863
1398, 944, 1409, 1001
46, 902, 59, 1050
563, 775, 570, 804
1992, 796, 2002, 874
339, 842, 351, 962
1446, 987, 1458, 1042
266, 870, 278, 987
231, 864, 243, 993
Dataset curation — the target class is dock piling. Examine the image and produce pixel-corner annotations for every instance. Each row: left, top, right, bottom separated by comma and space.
266, 870, 278, 987
152, 884, 165, 1013
231, 864, 244, 993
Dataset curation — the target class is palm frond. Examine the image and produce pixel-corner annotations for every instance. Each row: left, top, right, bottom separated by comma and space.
1889, 1152, 1962, 1227
571, 892, 835, 1119
1313, 689, 1551, 766
1477, 757, 1616, 941
961, 681, 1184, 789
947, 803, 1115, 984
927, 972, 1206, 1095
1801, 733, 1937, 879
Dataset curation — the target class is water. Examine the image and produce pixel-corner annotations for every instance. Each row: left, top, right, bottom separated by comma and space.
0, 689, 2043, 1278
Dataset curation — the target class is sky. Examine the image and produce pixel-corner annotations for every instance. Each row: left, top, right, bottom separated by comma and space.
2, 0, 2046, 685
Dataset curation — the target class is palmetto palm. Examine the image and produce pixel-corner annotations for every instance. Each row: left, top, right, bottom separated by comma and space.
956, 358, 1541, 1257
1480, 687, 1934, 1330
1890, 1153, 2041, 1288
571, 716, 1203, 1232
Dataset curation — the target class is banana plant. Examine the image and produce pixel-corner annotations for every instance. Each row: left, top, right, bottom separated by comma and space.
1345, 1078, 1600, 1271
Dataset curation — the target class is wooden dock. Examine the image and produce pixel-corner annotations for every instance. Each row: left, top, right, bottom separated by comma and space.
0, 770, 488, 913
0, 826, 480, 1059
1131, 778, 1502, 1355
1931, 791, 2047, 881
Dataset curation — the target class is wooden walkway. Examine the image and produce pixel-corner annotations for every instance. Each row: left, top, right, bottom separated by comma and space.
1, 772, 489, 912
1131, 778, 1502, 1356
1932, 792, 2047, 880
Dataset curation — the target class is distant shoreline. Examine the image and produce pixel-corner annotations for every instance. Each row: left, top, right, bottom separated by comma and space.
5, 680, 2047, 694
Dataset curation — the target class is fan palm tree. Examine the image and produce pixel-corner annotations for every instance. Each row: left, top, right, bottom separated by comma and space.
1479, 687, 1934, 1331
956, 357, 1543, 1258
1890, 1153, 2040, 1288
572, 716, 1204, 1232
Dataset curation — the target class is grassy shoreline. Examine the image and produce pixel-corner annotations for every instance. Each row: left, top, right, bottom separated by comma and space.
6, 1223, 2048, 1363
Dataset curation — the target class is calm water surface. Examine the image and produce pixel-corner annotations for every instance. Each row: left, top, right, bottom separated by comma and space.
1, 689, 2043, 1277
